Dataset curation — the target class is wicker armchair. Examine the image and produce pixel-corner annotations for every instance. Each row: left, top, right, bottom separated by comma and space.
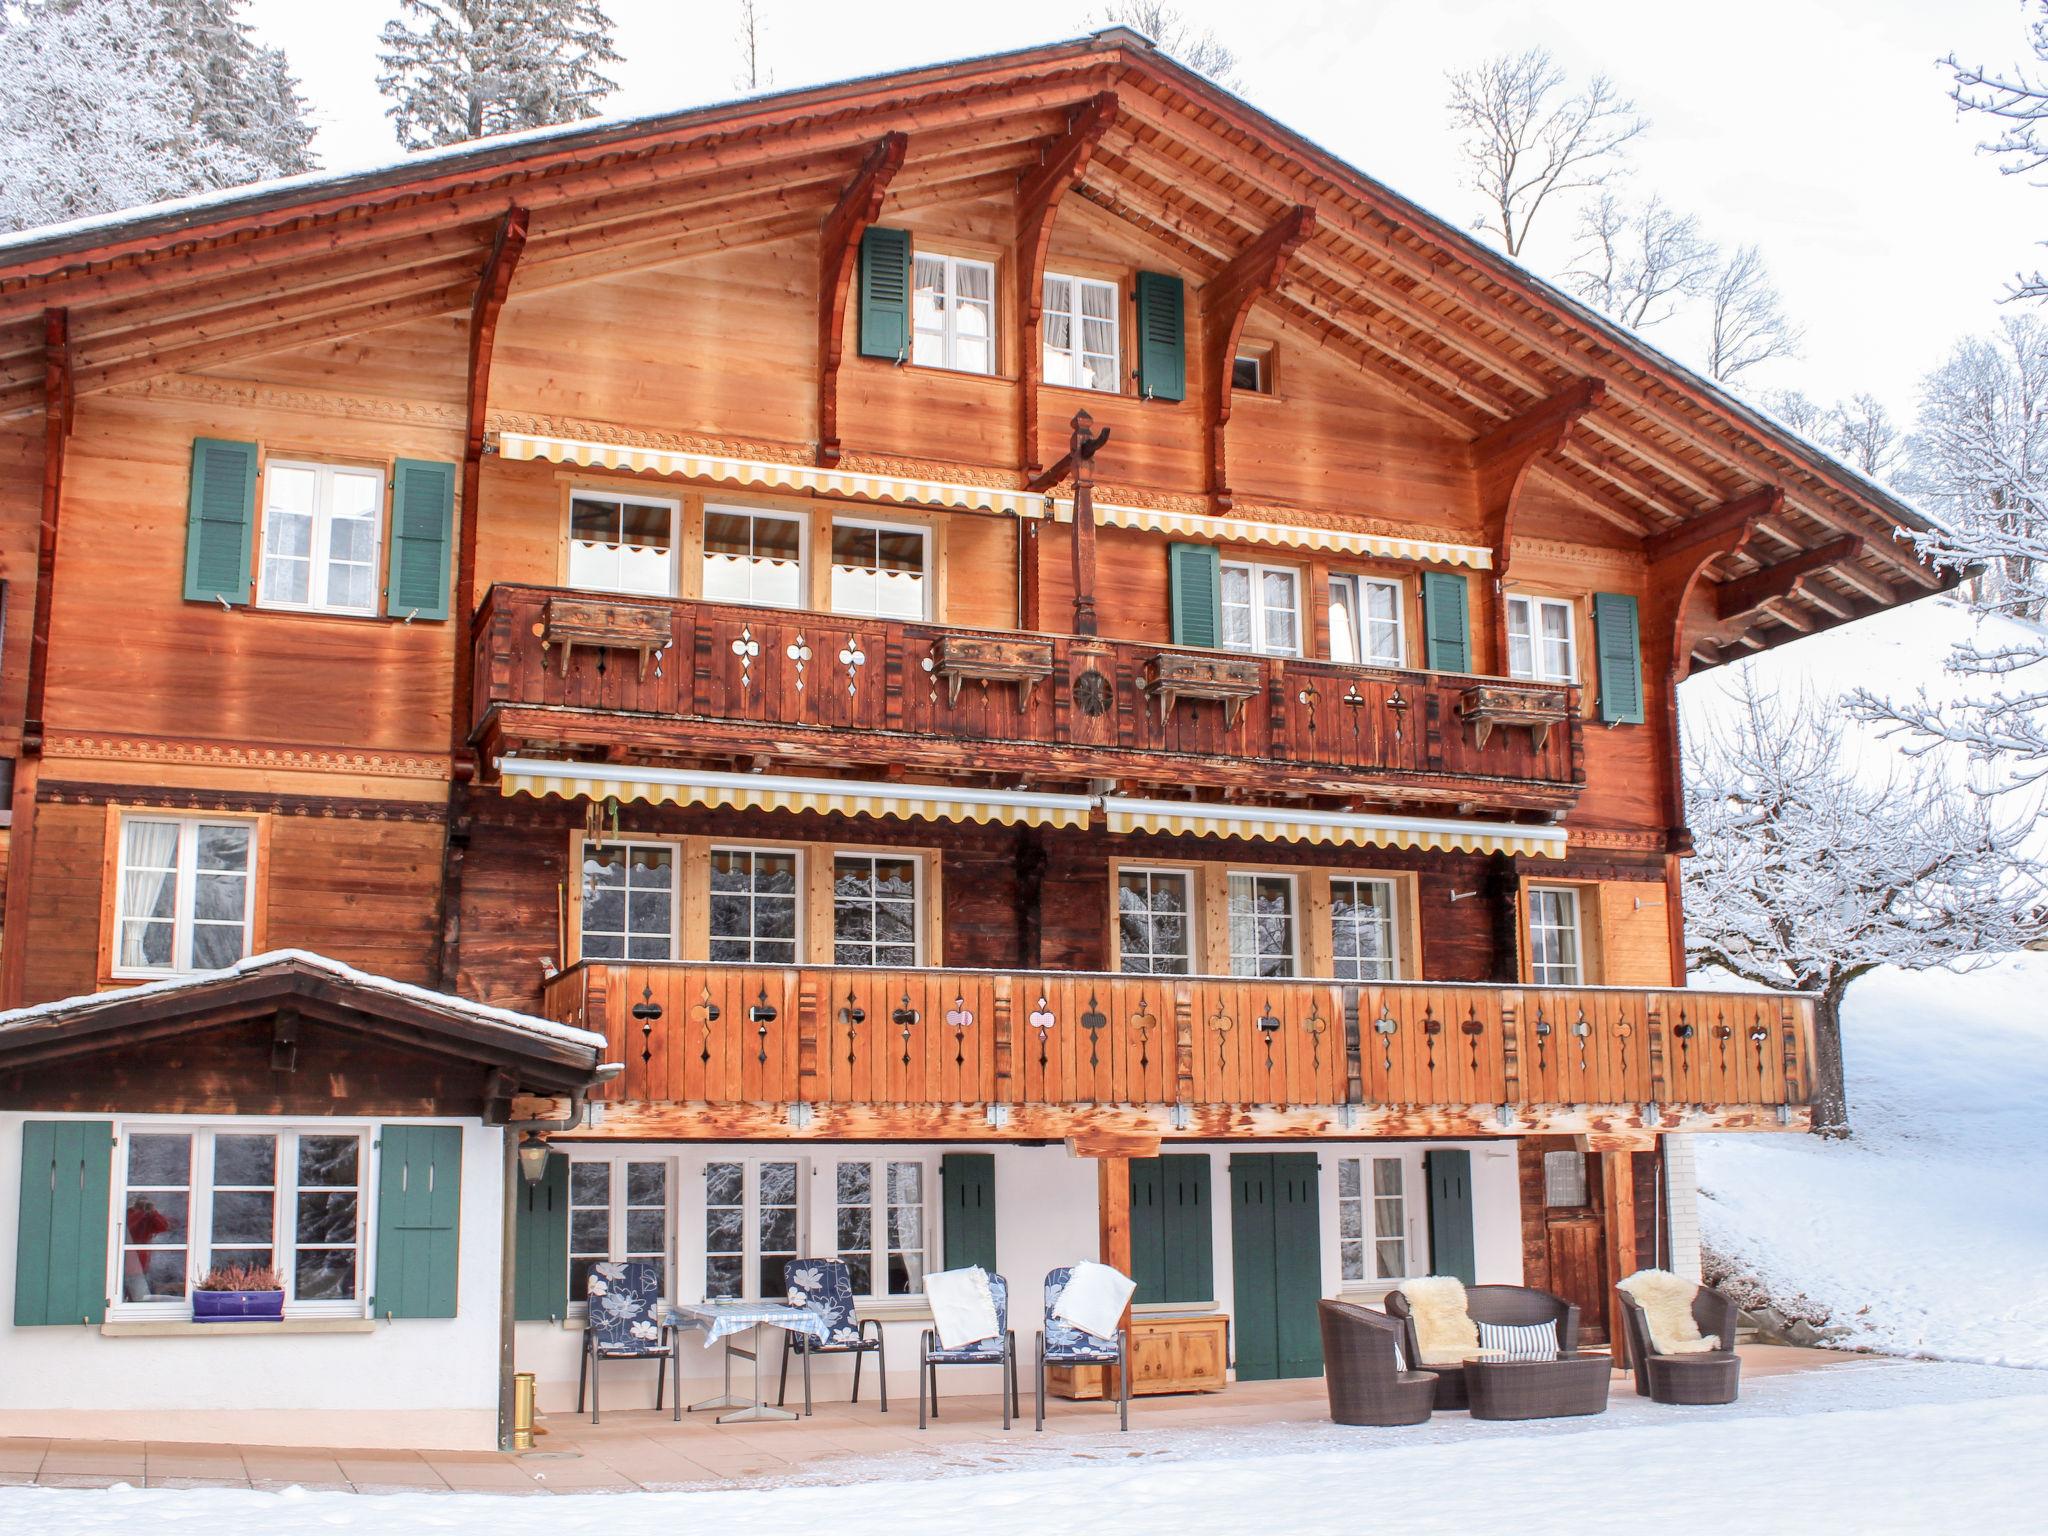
1616, 1280, 1741, 1405
1384, 1283, 1579, 1411
1317, 1301, 1437, 1426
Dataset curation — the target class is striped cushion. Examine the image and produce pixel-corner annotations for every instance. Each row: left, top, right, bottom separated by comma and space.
1475, 1319, 1560, 1359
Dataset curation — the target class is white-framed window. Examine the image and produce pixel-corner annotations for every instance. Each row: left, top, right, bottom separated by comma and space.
709, 846, 801, 965
913, 252, 996, 375
567, 491, 679, 597
1227, 871, 1296, 978
257, 460, 385, 617
113, 814, 256, 976
1232, 354, 1265, 393
1507, 594, 1577, 683
832, 853, 920, 968
703, 1156, 802, 1300
578, 840, 675, 962
1338, 1153, 1420, 1283
1042, 271, 1120, 393
1117, 867, 1194, 976
830, 519, 930, 620
1527, 885, 1585, 986
701, 505, 804, 610
1544, 1148, 1591, 1208
568, 1153, 673, 1305
1328, 574, 1406, 668
833, 1156, 931, 1298
1331, 876, 1400, 981
113, 1123, 367, 1316
1221, 560, 1302, 656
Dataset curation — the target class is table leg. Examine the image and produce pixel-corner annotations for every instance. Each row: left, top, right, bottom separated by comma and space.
688, 1331, 754, 1414
715, 1323, 799, 1425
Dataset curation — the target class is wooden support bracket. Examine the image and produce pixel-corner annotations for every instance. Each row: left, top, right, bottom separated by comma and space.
816, 132, 910, 468
1203, 205, 1316, 506
1712, 534, 1862, 625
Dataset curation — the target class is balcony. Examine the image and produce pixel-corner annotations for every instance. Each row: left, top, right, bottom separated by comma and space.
541, 962, 1816, 1138
472, 585, 1585, 812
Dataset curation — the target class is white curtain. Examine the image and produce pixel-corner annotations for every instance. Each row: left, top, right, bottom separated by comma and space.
119, 820, 180, 968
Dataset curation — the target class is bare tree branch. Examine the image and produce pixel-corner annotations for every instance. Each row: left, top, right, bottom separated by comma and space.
1094, 3, 1241, 90
1945, 3, 2048, 300
1562, 190, 1714, 331
1706, 242, 1803, 382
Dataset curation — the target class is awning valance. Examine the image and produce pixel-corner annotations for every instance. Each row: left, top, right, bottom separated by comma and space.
1101, 795, 1566, 857
497, 432, 1045, 519
497, 756, 1094, 829
1053, 500, 1492, 570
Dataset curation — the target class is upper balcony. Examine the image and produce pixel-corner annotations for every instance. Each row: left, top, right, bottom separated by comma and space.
471, 584, 1585, 813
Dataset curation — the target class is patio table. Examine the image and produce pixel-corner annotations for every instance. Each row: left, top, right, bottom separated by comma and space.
664, 1299, 832, 1424
1463, 1351, 1612, 1421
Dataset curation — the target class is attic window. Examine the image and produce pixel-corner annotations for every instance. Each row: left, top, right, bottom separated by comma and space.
1233, 343, 1274, 394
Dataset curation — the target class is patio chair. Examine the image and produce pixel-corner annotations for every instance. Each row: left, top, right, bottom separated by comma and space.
1615, 1273, 1742, 1405
1034, 1265, 1130, 1432
776, 1257, 887, 1415
1385, 1281, 1578, 1411
577, 1260, 669, 1424
919, 1270, 1018, 1431
1317, 1300, 1438, 1426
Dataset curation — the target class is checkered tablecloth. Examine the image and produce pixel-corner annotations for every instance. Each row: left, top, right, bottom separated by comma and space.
665, 1299, 832, 1348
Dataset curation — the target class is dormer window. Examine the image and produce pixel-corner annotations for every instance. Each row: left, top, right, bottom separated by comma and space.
912, 253, 995, 374
1042, 272, 1120, 392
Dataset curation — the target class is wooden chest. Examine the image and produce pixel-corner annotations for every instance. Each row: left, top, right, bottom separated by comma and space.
1047, 1313, 1230, 1399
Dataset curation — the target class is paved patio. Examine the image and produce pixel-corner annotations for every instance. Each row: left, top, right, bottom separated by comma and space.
0, 1346, 1857, 1495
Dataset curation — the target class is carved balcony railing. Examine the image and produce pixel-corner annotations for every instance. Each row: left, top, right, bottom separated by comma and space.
540, 962, 1816, 1137
473, 585, 1586, 809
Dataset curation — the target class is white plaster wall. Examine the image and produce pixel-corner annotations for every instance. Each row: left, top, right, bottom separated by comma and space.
0, 1111, 505, 1451
1662, 1135, 1702, 1281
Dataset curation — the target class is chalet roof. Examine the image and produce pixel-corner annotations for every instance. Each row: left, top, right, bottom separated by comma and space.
0, 28, 1954, 668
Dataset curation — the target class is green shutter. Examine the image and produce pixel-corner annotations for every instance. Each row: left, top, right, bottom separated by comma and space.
1425, 1149, 1477, 1285
1592, 591, 1645, 724
1228, 1152, 1323, 1380
386, 458, 456, 620
1129, 1157, 1166, 1302
1134, 271, 1185, 401
183, 438, 257, 604
512, 1151, 569, 1323
1228, 1155, 1278, 1380
14, 1120, 112, 1327
1422, 570, 1472, 673
940, 1152, 997, 1271
372, 1125, 463, 1319
1131, 1155, 1213, 1304
1169, 541, 1221, 648
857, 226, 912, 361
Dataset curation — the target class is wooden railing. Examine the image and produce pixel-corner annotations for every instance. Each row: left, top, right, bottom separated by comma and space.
475, 585, 1585, 806
543, 962, 1815, 1112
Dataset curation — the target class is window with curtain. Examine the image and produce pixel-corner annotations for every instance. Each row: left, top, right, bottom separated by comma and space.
708, 846, 800, 964
258, 461, 385, 616
114, 815, 254, 975
832, 853, 919, 967
1331, 876, 1399, 981
829, 521, 930, 620
1527, 885, 1585, 985
1042, 271, 1120, 392
1337, 1155, 1415, 1283
1117, 867, 1194, 974
1328, 574, 1405, 667
913, 253, 995, 374
701, 507, 803, 609
1220, 560, 1302, 656
579, 841, 675, 961
1227, 872, 1296, 977
567, 493, 678, 596
1507, 594, 1577, 682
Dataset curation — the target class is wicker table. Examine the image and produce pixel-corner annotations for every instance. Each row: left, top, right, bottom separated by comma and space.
1463, 1352, 1612, 1421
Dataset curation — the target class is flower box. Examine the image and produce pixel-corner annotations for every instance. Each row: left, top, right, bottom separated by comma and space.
192, 1288, 285, 1322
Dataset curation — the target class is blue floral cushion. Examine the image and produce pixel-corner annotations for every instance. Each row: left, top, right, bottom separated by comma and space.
1043, 1266, 1122, 1363
782, 1258, 874, 1351
927, 1271, 1010, 1361
586, 1260, 665, 1356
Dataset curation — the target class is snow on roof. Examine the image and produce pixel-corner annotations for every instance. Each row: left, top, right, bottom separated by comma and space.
0, 948, 608, 1053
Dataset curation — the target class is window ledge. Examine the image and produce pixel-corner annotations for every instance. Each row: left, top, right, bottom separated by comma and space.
856, 1298, 935, 1322
101, 1317, 378, 1337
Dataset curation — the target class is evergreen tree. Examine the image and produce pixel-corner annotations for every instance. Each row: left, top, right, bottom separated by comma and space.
154, 0, 317, 178
377, 0, 622, 152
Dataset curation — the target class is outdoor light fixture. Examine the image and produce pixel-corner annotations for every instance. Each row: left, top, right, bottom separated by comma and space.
517, 1130, 552, 1185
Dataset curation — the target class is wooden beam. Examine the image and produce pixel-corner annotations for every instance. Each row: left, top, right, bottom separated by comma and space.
1599, 1147, 1640, 1369
1066, 411, 1111, 636
1017, 92, 1119, 478
1477, 378, 1607, 672
1713, 535, 1862, 625
1203, 205, 1316, 506
1470, 377, 1606, 472
1645, 488, 1782, 564
1097, 1154, 1134, 1273
816, 132, 909, 468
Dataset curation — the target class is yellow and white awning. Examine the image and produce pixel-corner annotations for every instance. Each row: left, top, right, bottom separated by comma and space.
1052, 500, 1492, 570
497, 756, 1093, 829
497, 432, 1045, 519
1102, 796, 1566, 857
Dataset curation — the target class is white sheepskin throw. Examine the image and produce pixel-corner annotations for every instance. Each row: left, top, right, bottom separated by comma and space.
1397, 1276, 1480, 1365
1618, 1269, 1721, 1355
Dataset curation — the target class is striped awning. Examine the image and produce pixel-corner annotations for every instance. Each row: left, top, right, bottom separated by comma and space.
1102, 795, 1566, 857
1053, 500, 1492, 570
497, 756, 1093, 829
497, 432, 1045, 518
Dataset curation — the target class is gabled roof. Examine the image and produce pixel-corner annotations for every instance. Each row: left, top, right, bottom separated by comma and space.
0, 28, 1951, 666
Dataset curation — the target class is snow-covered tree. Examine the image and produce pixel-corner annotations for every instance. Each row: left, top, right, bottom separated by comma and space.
1563, 190, 1713, 331
0, 0, 282, 232
1946, 3, 2048, 302
377, 0, 622, 152
155, 0, 316, 177
1093, 3, 1241, 90
1445, 46, 1647, 259
1762, 388, 1903, 482
1705, 243, 1802, 383
1685, 673, 2044, 1134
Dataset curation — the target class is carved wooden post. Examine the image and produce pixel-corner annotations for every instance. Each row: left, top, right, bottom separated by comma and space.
1068, 410, 1110, 637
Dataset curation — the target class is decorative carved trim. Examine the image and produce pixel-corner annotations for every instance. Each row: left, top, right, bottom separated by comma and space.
106, 374, 467, 430
486, 410, 804, 466
39, 780, 449, 823
1509, 536, 1649, 573
1566, 827, 1668, 853
836, 451, 1026, 491
46, 734, 450, 782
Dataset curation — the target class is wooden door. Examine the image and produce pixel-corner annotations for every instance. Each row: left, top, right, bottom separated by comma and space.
1228, 1152, 1324, 1380
1517, 1138, 1608, 1345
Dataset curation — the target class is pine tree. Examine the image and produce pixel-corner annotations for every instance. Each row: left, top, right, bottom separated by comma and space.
154, 0, 317, 178
377, 0, 623, 152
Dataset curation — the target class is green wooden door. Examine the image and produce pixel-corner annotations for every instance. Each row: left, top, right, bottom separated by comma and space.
1228, 1152, 1324, 1381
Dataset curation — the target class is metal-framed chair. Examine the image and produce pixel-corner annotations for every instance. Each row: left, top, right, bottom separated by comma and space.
919, 1271, 1018, 1430
1034, 1265, 1129, 1431
577, 1260, 669, 1424
776, 1257, 887, 1415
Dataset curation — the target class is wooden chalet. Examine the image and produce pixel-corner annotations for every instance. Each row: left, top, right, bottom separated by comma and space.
0, 30, 1949, 1447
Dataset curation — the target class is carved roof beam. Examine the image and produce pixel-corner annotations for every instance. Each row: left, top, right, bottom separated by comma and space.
1712, 535, 1862, 625
816, 132, 909, 468
1204, 204, 1316, 506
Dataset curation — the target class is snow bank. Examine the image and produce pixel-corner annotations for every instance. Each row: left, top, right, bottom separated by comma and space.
1696, 954, 2048, 1367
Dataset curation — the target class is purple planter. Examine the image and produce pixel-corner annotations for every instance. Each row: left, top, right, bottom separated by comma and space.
192, 1289, 285, 1322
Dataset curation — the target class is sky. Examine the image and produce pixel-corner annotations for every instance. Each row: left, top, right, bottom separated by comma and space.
243, 0, 2048, 427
